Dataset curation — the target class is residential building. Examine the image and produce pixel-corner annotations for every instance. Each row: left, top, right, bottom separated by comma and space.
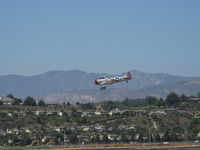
0, 97, 15, 105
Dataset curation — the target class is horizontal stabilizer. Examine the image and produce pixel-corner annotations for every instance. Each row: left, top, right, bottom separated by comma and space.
125, 72, 132, 79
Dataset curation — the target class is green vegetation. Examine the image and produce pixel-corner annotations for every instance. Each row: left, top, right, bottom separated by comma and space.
24, 96, 37, 106
0, 92, 200, 146
38, 100, 46, 106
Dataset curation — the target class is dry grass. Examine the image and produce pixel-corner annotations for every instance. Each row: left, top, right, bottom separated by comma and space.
37, 143, 200, 150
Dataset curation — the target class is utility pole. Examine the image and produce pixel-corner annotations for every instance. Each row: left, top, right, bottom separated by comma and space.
149, 128, 151, 143
64, 130, 67, 145
184, 126, 188, 143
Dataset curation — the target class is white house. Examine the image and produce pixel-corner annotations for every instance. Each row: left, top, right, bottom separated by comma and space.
0, 97, 15, 105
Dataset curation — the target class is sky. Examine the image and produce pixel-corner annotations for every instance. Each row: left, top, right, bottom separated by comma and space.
0, 0, 200, 76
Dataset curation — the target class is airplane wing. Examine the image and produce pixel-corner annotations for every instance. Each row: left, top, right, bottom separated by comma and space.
107, 79, 117, 85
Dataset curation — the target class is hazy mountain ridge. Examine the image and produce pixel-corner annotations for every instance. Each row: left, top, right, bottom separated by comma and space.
133, 77, 200, 98
119, 70, 192, 89
0, 69, 197, 101
43, 78, 200, 104
0, 70, 105, 98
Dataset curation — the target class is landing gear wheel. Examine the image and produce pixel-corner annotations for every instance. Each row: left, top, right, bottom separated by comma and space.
100, 86, 106, 90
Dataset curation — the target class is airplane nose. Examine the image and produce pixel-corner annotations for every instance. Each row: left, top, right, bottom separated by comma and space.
95, 79, 98, 85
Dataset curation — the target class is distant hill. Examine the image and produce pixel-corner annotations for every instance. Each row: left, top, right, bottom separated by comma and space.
0, 70, 105, 98
43, 78, 200, 104
133, 77, 200, 98
0, 69, 197, 101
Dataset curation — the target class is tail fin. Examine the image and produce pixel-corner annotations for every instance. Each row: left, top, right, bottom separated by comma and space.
124, 72, 132, 79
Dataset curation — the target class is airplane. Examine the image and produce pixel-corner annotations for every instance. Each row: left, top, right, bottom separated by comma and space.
95, 72, 132, 90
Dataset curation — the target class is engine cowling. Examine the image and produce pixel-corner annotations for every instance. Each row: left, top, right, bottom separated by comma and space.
95, 79, 99, 85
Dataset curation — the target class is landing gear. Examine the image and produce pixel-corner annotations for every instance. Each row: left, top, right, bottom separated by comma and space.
100, 86, 106, 90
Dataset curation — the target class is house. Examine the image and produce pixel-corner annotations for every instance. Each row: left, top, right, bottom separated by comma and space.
54, 126, 64, 132
74, 103, 81, 109
35, 110, 47, 115
109, 108, 124, 116
6, 128, 19, 134
165, 109, 178, 114
149, 110, 166, 115
0, 130, 6, 135
58, 112, 63, 116
188, 98, 200, 102
25, 129, 32, 134
42, 136, 49, 143
77, 126, 90, 131
35, 110, 64, 116
6, 129, 13, 134
95, 110, 107, 115
0, 97, 15, 105
42, 136, 55, 144
108, 134, 121, 141
94, 125, 105, 131
47, 111, 57, 115
7, 112, 12, 117
118, 125, 129, 130
95, 104, 103, 110
81, 111, 95, 117
8, 139, 14, 144
197, 133, 200, 138
127, 125, 136, 131
77, 135, 90, 144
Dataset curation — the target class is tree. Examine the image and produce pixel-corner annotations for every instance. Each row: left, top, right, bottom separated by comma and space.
67, 102, 71, 106
69, 134, 78, 144
121, 134, 129, 143
6, 94, 14, 99
51, 131, 63, 144
180, 94, 188, 101
38, 100, 46, 106
197, 92, 200, 98
96, 135, 100, 143
102, 134, 109, 143
155, 133, 161, 142
13, 98, 22, 105
162, 130, 170, 142
145, 96, 158, 105
137, 133, 143, 142
171, 132, 178, 142
103, 100, 117, 110
157, 98, 167, 108
81, 103, 95, 110
0, 101, 3, 105
166, 92, 180, 106
24, 96, 36, 106
91, 136, 96, 143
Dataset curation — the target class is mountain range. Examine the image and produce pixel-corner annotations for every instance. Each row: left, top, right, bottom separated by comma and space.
0, 69, 199, 103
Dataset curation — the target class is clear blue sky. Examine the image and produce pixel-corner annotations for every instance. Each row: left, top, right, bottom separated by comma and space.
0, 0, 200, 76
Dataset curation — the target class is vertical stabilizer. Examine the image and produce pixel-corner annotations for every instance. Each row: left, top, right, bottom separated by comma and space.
125, 72, 132, 79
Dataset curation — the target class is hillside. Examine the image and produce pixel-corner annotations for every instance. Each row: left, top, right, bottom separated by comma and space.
43, 78, 200, 104
0, 69, 193, 99
133, 77, 200, 98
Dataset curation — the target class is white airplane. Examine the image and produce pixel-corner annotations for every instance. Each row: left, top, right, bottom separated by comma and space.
95, 72, 132, 90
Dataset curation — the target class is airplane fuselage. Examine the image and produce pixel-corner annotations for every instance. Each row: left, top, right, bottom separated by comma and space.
95, 72, 132, 90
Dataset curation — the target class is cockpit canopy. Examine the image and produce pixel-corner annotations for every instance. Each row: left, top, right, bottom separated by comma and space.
97, 77, 105, 79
